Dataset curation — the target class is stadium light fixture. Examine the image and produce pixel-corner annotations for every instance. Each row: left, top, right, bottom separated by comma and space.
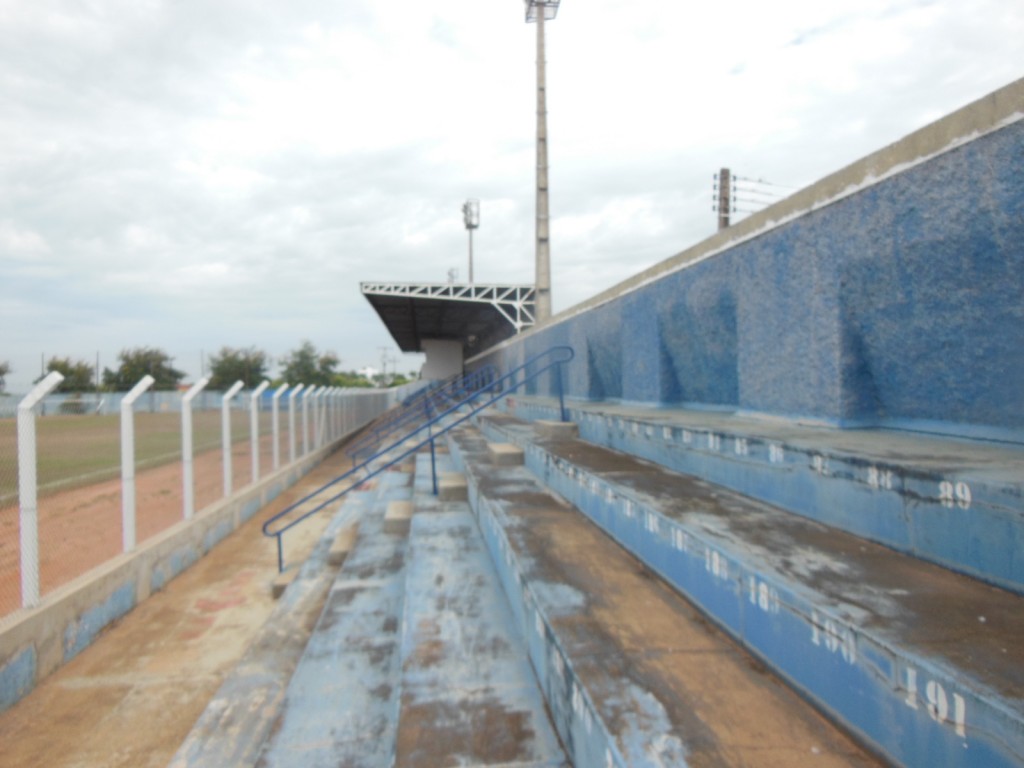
462, 199, 480, 284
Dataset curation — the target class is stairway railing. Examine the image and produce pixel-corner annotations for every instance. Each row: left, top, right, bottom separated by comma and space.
344, 365, 497, 464
262, 347, 572, 571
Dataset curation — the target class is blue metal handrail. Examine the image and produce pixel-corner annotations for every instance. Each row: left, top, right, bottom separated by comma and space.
345, 365, 497, 463
262, 347, 572, 571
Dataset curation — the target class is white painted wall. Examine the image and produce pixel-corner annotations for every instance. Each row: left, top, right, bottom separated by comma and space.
420, 339, 463, 380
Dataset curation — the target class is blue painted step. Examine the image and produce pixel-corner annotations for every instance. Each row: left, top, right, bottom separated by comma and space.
501, 397, 1024, 595
475, 412, 1024, 768
394, 453, 566, 766
255, 468, 413, 768
168, 484, 380, 768
447, 425, 880, 768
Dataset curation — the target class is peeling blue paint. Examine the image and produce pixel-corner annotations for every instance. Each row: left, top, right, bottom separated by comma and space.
63, 582, 136, 662
472, 120, 1024, 442
0, 646, 36, 712
151, 546, 200, 593
499, 402, 1024, 596
240, 497, 262, 522
476, 418, 1024, 768
202, 519, 233, 551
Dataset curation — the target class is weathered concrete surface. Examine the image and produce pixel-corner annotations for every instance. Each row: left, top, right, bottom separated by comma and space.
535, 420, 579, 440
488, 441, 525, 466
437, 471, 468, 502
449, 426, 880, 767
395, 453, 566, 767
327, 522, 359, 566
254, 469, 414, 768
384, 499, 414, 534
499, 396, 1024, 596
474, 413, 1024, 767
0, 457, 347, 768
0, 434, 344, 714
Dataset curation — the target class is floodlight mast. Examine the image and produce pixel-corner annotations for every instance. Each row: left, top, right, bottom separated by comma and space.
525, 0, 561, 323
462, 199, 480, 284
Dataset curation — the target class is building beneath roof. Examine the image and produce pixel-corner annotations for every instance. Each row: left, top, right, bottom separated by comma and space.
360, 281, 535, 380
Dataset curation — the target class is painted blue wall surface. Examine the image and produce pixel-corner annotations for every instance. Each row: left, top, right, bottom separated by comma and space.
475, 120, 1024, 440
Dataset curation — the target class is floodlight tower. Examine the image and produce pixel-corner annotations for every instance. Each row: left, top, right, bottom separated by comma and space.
525, 0, 561, 323
462, 199, 480, 284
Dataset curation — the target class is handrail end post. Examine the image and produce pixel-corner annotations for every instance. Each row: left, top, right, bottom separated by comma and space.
430, 438, 438, 496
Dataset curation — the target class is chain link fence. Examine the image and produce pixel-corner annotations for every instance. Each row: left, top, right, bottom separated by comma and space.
0, 383, 407, 619
0, 415, 20, 616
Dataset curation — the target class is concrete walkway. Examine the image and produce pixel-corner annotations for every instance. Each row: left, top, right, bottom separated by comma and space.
0, 455, 348, 768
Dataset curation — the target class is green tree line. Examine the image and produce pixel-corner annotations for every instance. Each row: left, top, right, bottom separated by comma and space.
0, 341, 416, 394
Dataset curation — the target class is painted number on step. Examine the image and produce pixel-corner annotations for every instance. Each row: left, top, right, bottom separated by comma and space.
645, 511, 661, 535
867, 466, 894, 490
812, 455, 829, 475
707, 433, 721, 451
810, 610, 857, 664
747, 577, 780, 614
734, 437, 749, 456
769, 443, 785, 464
904, 667, 968, 739
938, 480, 972, 510
705, 548, 730, 581
671, 528, 688, 552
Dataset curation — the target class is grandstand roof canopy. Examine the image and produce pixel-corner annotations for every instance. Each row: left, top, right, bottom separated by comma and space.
360, 282, 535, 357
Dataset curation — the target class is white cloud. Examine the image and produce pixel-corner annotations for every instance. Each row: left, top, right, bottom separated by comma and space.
0, 0, 1021, 391
0, 220, 50, 257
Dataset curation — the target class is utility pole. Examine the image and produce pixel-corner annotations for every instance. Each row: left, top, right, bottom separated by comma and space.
526, 0, 562, 323
716, 168, 732, 231
378, 347, 389, 388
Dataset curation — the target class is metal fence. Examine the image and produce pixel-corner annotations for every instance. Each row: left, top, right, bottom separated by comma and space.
0, 375, 407, 619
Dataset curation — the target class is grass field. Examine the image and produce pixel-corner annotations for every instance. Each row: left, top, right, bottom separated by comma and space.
0, 411, 269, 505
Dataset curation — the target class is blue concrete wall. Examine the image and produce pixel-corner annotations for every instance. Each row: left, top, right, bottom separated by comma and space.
473, 114, 1024, 441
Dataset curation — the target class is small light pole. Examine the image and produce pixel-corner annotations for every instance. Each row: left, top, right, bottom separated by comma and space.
462, 199, 480, 284
525, 0, 562, 323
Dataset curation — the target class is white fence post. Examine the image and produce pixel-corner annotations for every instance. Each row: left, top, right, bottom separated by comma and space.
182, 377, 210, 520
288, 384, 305, 464
17, 371, 64, 609
222, 381, 244, 497
271, 382, 289, 471
250, 380, 270, 483
329, 388, 339, 442
121, 375, 156, 553
314, 387, 326, 448
302, 386, 316, 456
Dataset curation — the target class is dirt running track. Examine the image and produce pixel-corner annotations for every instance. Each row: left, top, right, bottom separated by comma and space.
0, 450, 346, 768
0, 438, 275, 617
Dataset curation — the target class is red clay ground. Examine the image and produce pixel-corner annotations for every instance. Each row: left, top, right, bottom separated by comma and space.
0, 435, 282, 618
0, 453, 347, 768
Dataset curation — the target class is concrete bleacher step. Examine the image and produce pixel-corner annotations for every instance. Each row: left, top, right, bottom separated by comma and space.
394, 452, 566, 767
384, 499, 414, 535
437, 471, 468, 502
253, 466, 414, 768
327, 521, 359, 566
470, 414, 1024, 768
501, 399, 1024, 596
168, 483, 383, 768
447, 426, 882, 768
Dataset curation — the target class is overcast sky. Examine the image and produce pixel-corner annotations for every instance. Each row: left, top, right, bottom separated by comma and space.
1, 0, 1021, 392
